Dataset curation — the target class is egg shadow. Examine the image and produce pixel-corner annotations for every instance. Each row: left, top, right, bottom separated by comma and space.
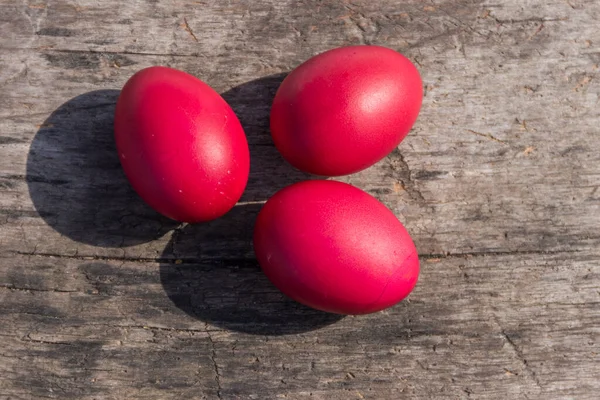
26, 90, 178, 247
25, 78, 342, 334
159, 74, 344, 335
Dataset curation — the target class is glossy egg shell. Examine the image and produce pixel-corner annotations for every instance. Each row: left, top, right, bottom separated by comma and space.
253, 180, 419, 315
114, 66, 249, 223
270, 45, 422, 176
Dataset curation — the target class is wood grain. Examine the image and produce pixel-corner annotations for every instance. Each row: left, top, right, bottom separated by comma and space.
1, 0, 599, 398
1, 250, 599, 399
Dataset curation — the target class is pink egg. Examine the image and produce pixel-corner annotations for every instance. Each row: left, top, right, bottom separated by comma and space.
254, 180, 419, 314
115, 66, 249, 223
271, 45, 422, 176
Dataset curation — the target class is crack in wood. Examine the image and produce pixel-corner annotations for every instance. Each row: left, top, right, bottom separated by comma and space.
8, 247, 583, 267
1, 46, 201, 58
387, 149, 426, 202
206, 327, 223, 399
419, 248, 581, 260
465, 129, 507, 144
501, 331, 543, 390
182, 18, 199, 42
23, 333, 76, 346
0, 285, 77, 293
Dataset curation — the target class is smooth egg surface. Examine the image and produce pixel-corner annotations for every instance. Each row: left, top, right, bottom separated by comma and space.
270, 45, 423, 176
253, 180, 419, 314
115, 66, 249, 223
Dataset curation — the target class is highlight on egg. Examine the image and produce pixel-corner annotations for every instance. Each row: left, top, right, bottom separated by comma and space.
253, 180, 420, 315
114, 66, 250, 223
270, 45, 423, 176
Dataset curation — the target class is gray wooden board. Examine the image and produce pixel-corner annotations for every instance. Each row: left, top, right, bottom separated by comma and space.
0, 0, 599, 398
1, 250, 600, 399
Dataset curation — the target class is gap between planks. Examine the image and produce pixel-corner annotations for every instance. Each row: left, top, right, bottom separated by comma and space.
4, 248, 584, 265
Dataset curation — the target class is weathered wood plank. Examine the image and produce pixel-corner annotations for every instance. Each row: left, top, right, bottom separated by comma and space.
2, 0, 600, 258
1, 250, 599, 399
1, 0, 600, 399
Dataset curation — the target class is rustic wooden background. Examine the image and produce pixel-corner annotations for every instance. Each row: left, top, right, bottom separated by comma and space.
1, 0, 599, 399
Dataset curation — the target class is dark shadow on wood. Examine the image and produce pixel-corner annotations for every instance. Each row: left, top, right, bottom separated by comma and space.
159, 246, 345, 335
160, 74, 343, 335
222, 72, 316, 203
26, 77, 340, 334
26, 90, 178, 247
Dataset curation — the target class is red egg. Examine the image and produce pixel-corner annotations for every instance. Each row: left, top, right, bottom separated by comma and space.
270, 45, 422, 176
253, 180, 419, 314
114, 66, 249, 223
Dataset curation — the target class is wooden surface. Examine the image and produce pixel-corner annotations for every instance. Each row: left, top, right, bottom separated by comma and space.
1, 0, 599, 398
